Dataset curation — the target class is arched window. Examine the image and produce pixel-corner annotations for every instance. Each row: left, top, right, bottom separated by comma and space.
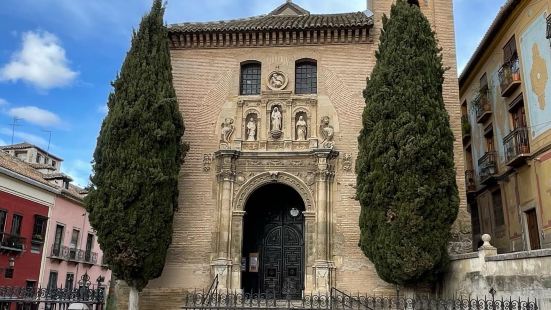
295, 60, 317, 94
240, 62, 261, 95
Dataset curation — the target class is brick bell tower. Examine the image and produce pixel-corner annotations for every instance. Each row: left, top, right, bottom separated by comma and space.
368, 0, 472, 253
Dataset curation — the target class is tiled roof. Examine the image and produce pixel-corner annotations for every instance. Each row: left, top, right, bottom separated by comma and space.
0, 151, 84, 201
0, 142, 63, 161
0, 150, 57, 189
43, 172, 73, 181
169, 12, 372, 33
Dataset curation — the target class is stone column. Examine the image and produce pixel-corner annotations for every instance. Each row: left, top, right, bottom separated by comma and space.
230, 210, 246, 291
212, 150, 239, 289
312, 149, 337, 292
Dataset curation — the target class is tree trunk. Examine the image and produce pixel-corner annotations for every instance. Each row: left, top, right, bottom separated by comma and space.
129, 286, 139, 310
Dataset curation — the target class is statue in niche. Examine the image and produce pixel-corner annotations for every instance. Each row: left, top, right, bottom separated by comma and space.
319, 116, 335, 147
220, 118, 235, 143
246, 116, 257, 141
271, 107, 282, 131
296, 115, 307, 141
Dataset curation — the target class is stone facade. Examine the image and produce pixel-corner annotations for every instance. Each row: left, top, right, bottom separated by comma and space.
129, 0, 469, 307
459, 0, 551, 253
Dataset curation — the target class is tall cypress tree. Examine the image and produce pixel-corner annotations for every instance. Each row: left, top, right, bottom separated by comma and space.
356, 0, 458, 285
85, 1, 186, 308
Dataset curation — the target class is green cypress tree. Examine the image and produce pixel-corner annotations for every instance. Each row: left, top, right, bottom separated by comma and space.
356, 0, 459, 285
85, 1, 187, 308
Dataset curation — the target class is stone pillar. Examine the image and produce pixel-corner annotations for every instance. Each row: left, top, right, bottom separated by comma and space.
230, 210, 246, 291
212, 150, 239, 289
312, 149, 337, 292
478, 234, 497, 260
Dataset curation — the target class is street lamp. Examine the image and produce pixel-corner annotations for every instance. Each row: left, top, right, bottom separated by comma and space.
8, 257, 15, 269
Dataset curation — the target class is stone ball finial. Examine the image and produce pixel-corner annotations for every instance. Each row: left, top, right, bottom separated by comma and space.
481, 234, 492, 246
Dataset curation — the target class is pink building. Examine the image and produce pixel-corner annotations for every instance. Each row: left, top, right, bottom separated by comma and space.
40, 190, 111, 291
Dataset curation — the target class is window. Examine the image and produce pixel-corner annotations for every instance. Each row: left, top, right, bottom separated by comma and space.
480, 73, 488, 90
70, 229, 79, 248
36, 153, 42, 164
65, 273, 74, 289
510, 95, 527, 129
32, 216, 47, 241
85, 233, 94, 261
51, 160, 56, 167
503, 36, 517, 63
4, 268, 13, 279
53, 225, 64, 256
47, 271, 58, 289
492, 190, 505, 227
15, 151, 27, 160
11, 215, 22, 236
240, 62, 261, 95
295, 60, 317, 94
0, 210, 6, 232
484, 127, 495, 152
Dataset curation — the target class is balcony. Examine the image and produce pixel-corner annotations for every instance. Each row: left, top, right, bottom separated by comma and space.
50, 245, 98, 265
472, 88, 492, 123
0, 233, 25, 252
465, 170, 476, 193
461, 115, 471, 143
504, 127, 530, 167
498, 58, 521, 97
478, 151, 498, 185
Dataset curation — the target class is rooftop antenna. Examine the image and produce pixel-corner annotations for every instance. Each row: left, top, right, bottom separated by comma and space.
42, 130, 53, 152
8, 117, 22, 145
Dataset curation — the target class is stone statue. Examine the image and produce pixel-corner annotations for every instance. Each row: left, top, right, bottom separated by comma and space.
296, 115, 307, 141
271, 107, 282, 131
220, 118, 235, 143
319, 116, 334, 147
246, 117, 257, 141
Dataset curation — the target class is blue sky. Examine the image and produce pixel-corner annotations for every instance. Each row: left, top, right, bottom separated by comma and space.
0, 0, 504, 186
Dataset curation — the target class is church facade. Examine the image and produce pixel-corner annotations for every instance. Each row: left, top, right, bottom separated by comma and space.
134, 1, 470, 307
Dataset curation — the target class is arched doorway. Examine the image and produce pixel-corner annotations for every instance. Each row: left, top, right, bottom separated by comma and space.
241, 183, 305, 299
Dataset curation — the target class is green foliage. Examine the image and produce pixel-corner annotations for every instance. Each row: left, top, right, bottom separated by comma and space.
356, 0, 458, 285
85, 0, 187, 291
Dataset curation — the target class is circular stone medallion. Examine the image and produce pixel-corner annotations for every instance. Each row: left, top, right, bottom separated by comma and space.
267, 71, 288, 91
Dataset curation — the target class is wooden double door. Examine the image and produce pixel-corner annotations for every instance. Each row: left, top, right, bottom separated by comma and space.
260, 206, 304, 299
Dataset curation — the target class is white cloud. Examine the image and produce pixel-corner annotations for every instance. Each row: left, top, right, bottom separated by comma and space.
0, 98, 7, 106
0, 128, 49, 147
97, 105, 109, 114
0, 31, 78, 89
63, 159, 91, 187
8, 106, 61, 127
0, 138, 7, 146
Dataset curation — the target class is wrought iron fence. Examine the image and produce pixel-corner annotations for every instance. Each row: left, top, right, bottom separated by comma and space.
0, 232, 25, 251
478, 151, 497, 182
50, 245, 98, 264
0, 274, 105, 310
498, 58, 521, 93
181, 288, 539, 310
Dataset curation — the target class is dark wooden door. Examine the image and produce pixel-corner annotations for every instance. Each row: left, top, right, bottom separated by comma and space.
261, 208, 304, 299
526, 209, 541, 250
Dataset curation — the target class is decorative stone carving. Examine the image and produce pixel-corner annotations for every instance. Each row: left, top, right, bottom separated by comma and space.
246, 116, 257, 141
270, 106, 283, 139
203, 154, 213, 172
267, 71, 288, 91
221, 118, 235, 143
319, 116, 335, 148
296, 115, 307, 141
342, 153, 352, 172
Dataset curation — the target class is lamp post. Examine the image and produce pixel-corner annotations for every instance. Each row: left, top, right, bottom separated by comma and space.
8, 257, 15, 269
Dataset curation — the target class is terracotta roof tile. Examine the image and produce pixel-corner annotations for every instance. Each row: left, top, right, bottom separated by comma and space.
168, 12, 373, 34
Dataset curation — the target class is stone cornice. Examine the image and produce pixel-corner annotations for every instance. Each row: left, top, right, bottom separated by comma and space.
169, 27, 372, 49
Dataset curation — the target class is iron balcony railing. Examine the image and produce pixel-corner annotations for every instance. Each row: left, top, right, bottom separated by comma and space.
50, 245, 98, 264
465, 170, 476, 192
498, 57, 521, 95
478, 151, 498, 182
0, 232, 25, 251
471, 88, 491, 122
504, 127, 530, 163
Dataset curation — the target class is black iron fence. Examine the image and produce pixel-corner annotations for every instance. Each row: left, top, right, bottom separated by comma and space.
181, 288, 539, 310
50, 245, 98, 264
0, 274, 105, 310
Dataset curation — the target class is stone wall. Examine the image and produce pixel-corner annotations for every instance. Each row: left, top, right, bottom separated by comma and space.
442, 235, 551, 308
